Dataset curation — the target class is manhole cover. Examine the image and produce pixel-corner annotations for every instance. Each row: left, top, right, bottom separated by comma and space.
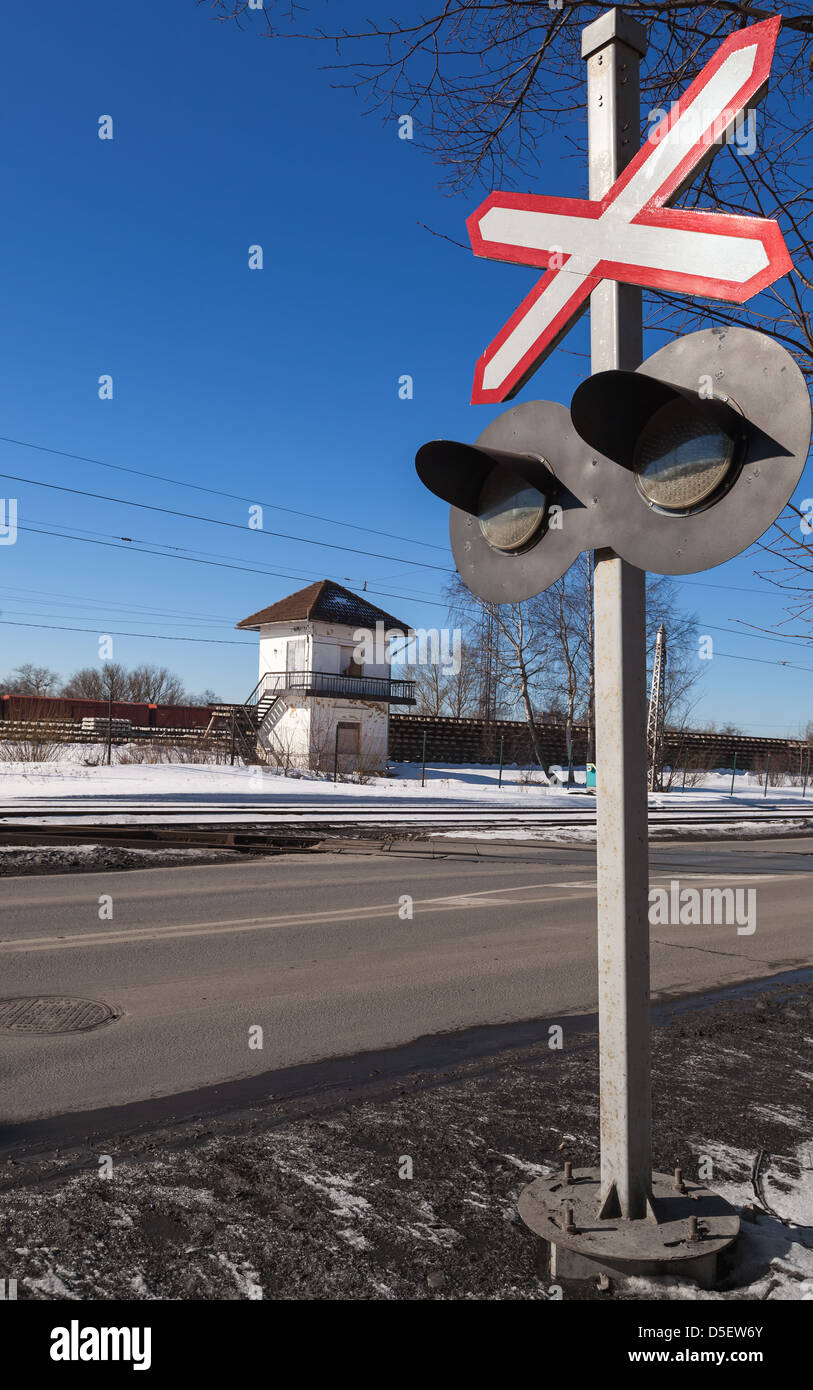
0, 996, 120, 1034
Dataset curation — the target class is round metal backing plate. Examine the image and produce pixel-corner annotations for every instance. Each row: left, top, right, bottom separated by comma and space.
600, 326, 812, 575
0, 996, 121, 1034
450, 399, 614, 603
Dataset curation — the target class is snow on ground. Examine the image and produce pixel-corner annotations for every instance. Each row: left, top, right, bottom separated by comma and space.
446, 819, 812, 844
0, 750, 810, 818
627, 1139, 813, 1301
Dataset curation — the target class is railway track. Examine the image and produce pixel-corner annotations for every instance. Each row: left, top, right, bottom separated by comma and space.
0, 801, 810, 852
0, 799, 810, 822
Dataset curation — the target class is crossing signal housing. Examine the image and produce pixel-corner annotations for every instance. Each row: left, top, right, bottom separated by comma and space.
568, 325, 811, 575
415, 326, 811, 600
415, 400, 609, 603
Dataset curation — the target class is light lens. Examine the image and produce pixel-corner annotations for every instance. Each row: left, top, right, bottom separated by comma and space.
477, 467, 547, 552
634, 400, 737, 513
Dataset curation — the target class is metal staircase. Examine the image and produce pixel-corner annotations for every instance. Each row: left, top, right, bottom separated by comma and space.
205, 669, 417, 764
205, 673, 300, 764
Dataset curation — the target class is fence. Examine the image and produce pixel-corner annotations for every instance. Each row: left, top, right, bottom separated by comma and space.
1, 700, 807, 774
0, 720, 229, 748
388, 714, 807, 773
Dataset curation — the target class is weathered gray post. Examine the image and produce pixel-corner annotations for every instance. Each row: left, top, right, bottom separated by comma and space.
584, 9, 652, 1222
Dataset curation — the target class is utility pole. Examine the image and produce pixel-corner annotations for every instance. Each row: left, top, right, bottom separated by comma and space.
106, 690, 113, 767
585, 9, 651, 1222
646, 624, 667, 792
478, 605, 499, 761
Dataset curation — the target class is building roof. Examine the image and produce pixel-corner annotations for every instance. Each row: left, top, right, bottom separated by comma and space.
236, 580, 410, 633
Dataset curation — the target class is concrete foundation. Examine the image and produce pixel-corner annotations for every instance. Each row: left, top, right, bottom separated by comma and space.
519, 1167, 740, 1289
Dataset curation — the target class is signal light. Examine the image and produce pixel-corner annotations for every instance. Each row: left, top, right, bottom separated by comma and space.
416, 400, 601, 603
632, 401, 740, 514
415, 326, 811, 601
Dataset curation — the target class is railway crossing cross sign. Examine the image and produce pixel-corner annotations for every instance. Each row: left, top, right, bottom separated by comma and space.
469, 16, 789, 404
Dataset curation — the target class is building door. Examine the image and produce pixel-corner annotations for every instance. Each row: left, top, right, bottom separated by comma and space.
336, 721, 360, 770
286, 638, 307, 680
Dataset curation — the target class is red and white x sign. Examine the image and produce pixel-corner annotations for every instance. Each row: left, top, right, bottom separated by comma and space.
469, 17, 791, 404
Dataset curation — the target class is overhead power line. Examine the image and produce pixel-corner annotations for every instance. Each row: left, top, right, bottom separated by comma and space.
714, 650, 813, 674
677, 578, 791, 598
0, 433, 447, 551
0, 471, 452, 573
15, 517, 446, 606
0, 619, 254, 646
0, 583, 235, 625
0, 608, 238, 630
15, 522, 450, 610
700, 622, 812, 652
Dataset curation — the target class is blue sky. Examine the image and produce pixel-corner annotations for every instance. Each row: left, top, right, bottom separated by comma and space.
0, 1, 810, 733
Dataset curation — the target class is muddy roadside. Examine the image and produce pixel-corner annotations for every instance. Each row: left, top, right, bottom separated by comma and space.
0, 976, 810, 1301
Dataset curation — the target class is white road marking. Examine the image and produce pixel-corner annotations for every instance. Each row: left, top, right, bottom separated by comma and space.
0, 873, 802, 953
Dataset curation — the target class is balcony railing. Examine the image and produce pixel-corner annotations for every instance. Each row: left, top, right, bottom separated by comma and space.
250, 670, 416, 706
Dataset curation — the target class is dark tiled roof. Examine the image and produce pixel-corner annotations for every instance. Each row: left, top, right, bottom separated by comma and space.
236, 580, 410, 632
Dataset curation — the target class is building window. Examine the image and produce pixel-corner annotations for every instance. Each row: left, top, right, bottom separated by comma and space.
341, 646, 363, 677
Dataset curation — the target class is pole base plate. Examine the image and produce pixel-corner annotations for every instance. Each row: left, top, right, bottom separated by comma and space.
518, 1168, 740, 1289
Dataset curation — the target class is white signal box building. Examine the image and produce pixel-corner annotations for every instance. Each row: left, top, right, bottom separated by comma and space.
236, 580, 415, 772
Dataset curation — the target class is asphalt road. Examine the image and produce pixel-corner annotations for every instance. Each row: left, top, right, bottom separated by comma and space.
1, 837, 811, 1125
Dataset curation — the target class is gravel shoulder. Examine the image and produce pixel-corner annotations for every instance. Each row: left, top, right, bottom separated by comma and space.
1, 974, 810, 1301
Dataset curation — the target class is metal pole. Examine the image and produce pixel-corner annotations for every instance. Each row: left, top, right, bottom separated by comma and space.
333, 724, 340, 783
106, 691, 113, 767
682, 752, 689, 792
584, 10, 651, 1222
803, 752, 810, 799
421, 729, 427, 788
763, 754, 770, 797
498, 736, 504, 788
729, 751, 738, 797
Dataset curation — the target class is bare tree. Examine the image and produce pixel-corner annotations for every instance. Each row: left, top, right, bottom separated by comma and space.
191, 687, 222, 705
449, 556, 702, 756
2, 663, 61, 695
645, 575, 702, 731
445, 640, 481, 716
531, 562, 701, 749
401, 637, 482, 716
490, 601, 550, 763
400, 654, 450, 715
126, 665, 188, 705
451, 574, 549, 760
532, 572, 588, 765
61, 663, 191, 703
205, 2, 813, 382
749, 501, 813, 638
62, 663, 131, 700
